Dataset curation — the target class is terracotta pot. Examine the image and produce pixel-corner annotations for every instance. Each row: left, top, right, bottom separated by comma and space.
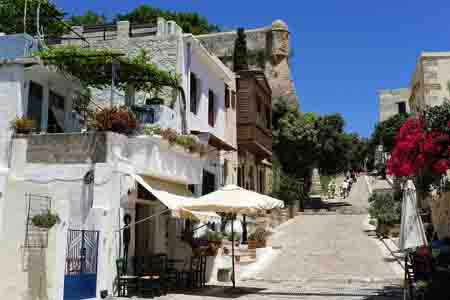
256, 240, 267, 248
248, 240, 258, 249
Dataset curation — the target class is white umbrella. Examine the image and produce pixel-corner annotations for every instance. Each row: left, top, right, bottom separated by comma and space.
182, 184, 284, 214
181, 184, 284, 288
399, 180, 428, 251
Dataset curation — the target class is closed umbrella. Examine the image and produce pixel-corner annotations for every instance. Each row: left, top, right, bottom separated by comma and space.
181, 184, 284, 288
399, 180, 428, 251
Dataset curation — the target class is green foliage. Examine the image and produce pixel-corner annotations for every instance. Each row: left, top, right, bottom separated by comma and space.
370, 113, 410, 153
206, 231, 223, 242
69, 10, 106, 26
160, 128, 207, 155
368, 193, 401, 225
248, 228, 270, 242
273, 174, 306, 205
0, 0, 66, 36
233, 28, 248, 72
142, 124, 162, 136
31, 210, 60, 229
10, 117, 36, 133
226, 232, 241, 242
116, 5, 220, 34
423, 100, 450, 134
36, 46, 180, 94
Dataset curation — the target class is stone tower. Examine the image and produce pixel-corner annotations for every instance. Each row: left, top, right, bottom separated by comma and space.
196, 20, 299, 108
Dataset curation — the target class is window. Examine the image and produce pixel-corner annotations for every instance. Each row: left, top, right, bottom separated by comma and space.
398, 102, 407, 115
190, 72, 198, 114
202, 170, 216, 195
27, 81, 43, 132
208, 90, 215, 127
225, 85, 230, 108
266, 107, 271, 129
231, 91, 236, 109
223, 160, 229, 185
188, 184, 195, 195
259, 169, 264, 193
238, 166, 243, 187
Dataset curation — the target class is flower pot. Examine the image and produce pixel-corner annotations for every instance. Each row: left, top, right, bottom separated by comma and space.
248, 240, 258, 250
217, 269, 231, 282
256, 240, 267, 248
15, 128, 33, 135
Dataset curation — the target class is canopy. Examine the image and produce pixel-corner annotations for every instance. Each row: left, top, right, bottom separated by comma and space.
399, 180, 428, 251
181, 184, 284, 215
132, 174, 220, 223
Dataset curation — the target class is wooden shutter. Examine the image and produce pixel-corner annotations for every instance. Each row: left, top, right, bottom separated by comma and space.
208, 90, 215, 126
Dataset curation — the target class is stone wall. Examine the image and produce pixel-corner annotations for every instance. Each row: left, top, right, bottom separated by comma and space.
196, 20, 299, 108
22, 133, 107, 163
63, 19, 182, 109
431, 191, 450, 239
378, 88, 410, 122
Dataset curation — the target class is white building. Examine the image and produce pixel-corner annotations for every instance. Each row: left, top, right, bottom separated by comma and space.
0, 21, 238, 299
377, 88, 410, 122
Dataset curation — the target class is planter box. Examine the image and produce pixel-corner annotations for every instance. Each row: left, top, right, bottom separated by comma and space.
217, 269, 231, 282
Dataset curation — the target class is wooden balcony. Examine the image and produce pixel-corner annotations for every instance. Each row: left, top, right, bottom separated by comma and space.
237, 123, 272, 159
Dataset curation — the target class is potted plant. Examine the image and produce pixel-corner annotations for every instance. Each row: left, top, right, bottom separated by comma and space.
94, 106, 137, 135
31, 210, 60, 229
217, 268, 231, 282
248, 228, 270, 249
11, 117, 35, 134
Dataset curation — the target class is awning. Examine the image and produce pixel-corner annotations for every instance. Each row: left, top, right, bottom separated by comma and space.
132, 174, 220, 223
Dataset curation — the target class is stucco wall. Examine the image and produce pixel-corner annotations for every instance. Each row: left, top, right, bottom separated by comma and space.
378, 88, 410, 122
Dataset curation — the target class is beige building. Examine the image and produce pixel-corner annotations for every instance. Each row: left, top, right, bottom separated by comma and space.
378, 88, 410, 122
409, 52, 450, 113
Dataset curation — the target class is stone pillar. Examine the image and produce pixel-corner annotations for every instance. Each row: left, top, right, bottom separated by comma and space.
117, 21, 130, 40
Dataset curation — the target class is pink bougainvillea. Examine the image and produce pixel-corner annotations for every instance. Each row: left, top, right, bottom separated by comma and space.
387, 117, 450, 177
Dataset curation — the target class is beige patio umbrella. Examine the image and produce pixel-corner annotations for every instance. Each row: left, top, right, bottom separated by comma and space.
181, 184, 284, 288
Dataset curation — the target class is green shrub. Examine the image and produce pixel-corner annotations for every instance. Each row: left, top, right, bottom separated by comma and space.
248, 227, 270, 242
207, 231, 223, 242
226, 232, 241, 242
368, 193, 401, 225
31, 210, 60, 229
143, 124, 161, 136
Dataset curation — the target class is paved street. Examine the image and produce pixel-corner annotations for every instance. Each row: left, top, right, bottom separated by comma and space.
120, 177, 404, 299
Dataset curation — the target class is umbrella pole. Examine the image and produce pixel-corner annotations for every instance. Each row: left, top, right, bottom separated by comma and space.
231, 214, 236, 288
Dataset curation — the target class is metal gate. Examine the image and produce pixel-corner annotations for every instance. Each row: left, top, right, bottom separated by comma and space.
64, 230, 99, 300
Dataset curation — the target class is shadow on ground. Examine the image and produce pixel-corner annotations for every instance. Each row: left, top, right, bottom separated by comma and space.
168, 284, 403, 299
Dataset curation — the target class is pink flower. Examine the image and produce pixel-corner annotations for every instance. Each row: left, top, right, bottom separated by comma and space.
432, 159, 450, 174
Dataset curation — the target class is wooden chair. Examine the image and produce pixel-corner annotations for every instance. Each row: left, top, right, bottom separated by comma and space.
116, 258, 138, 297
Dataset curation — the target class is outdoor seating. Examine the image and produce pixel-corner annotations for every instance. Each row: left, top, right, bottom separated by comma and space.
116, 258, 138, 297
179, 256, 202, 288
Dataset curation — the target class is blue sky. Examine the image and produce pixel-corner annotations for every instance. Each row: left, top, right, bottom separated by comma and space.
55, 0, 450, 137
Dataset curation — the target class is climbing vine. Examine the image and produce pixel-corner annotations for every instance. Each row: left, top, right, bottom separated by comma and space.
35, 46, 180, 93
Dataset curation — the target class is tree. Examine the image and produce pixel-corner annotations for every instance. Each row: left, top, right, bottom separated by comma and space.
370, 113, 410, 153
233, 28, 248, 72
115, 5, 220, 35
0, 0, 66, 36
69, 10, 105, 26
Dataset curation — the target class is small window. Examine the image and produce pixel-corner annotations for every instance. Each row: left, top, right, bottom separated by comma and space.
208, 90, 215, 127
188, 184, 195, 194
266, 107, 271, 129
225, 85, 230, 108
398, 102, 407, 114
231, 91, 236, 109
190, 73, 198, 114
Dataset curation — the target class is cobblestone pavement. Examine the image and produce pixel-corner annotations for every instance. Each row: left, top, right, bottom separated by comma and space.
117, 178, 404, 299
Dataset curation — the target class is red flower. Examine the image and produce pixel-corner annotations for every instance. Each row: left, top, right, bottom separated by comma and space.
432, 159, 450, 174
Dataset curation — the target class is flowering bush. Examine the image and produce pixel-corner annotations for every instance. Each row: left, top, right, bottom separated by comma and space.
94, 106, 137, 135
387, 112, 450, 180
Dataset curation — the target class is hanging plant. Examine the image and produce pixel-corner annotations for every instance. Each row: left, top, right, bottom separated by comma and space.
32, 210, 60, 229
94, 106, 137, 135
10, 117, 36, 134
